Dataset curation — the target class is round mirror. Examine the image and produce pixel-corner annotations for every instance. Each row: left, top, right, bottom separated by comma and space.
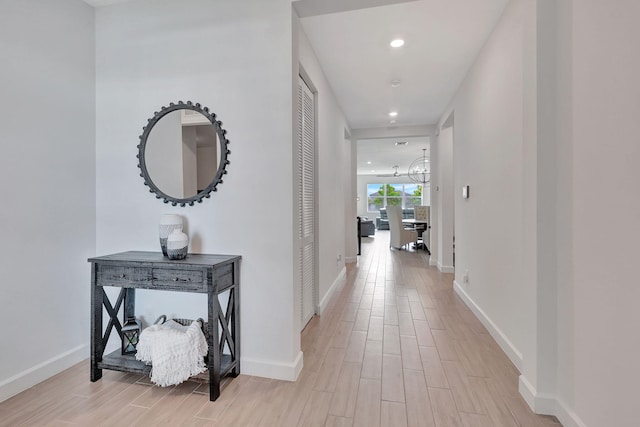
137, 101, 230, 206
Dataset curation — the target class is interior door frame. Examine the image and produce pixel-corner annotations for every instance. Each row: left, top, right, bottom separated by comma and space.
439, 112, 455, 273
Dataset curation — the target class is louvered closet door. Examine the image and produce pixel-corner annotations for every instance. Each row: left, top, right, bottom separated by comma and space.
298, 77, 315, 330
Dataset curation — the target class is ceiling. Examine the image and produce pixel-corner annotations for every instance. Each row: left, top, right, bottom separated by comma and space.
357, 136, 429, 176
297, 0, 508, 175
298, 0, 509, 130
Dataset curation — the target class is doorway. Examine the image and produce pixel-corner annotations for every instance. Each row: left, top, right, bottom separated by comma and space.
438, 120, 455, 273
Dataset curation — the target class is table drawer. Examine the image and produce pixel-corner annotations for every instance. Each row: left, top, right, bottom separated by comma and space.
97, 265, 152, 287
152, 268, 205, 291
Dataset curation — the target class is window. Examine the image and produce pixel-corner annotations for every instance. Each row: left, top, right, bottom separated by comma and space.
367, 183, 423, 212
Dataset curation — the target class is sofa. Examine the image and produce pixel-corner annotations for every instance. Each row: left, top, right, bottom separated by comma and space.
358, 217, 376, 236
376, 208, 415, 230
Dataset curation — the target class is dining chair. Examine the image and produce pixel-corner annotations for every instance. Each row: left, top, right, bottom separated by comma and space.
414, 205, 429, 221
413, 205, 430, 251
387, 205, 417, 250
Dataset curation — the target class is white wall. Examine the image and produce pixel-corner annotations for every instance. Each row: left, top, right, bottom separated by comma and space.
550, 0, 574, 422
96, 0, 300, 380
566, 1, 640, 425
430, 133, 440, 267
438, 0, 530, 379
294, 15, 352, 310
437, 1, 640, 425
0, 0, 95, 401
435, 126, 454, 272
344, 138, 358, 263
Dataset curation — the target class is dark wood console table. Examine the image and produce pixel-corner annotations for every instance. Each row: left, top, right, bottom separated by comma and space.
88, 251, 241, 401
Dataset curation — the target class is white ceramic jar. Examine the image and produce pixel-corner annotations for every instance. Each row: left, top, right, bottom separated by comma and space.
166, 229, 189, 260
159, 214, 183, 256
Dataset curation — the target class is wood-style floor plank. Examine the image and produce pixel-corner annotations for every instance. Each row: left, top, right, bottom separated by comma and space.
314, 348, 347, 392
344, 331, 367, 363
367, 316, 384, 341
414, 319, 436, 347
329, 362, 362, 418
297, 390, 333, 427
429, 387, 463, 427
383, 325, 401, 355
352, 378, 381, 427
381, 401, 408, 427
400, 335, 423, 371
420, 345, 450, 389
325, 415, 353, 427
404, 368, 436, 427
361, 339, 383, 380
381, 354, 405, 403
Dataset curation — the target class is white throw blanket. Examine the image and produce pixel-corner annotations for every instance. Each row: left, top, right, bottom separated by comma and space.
136, 319, 208, 387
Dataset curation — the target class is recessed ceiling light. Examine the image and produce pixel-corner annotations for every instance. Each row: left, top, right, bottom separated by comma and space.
390, 39, 405, 48
389, 111, 398, 117
367, 161, 372, 165
391, 79, 401, 88
389, 119, 397, 124
371, 170, 376, 173
395, 141, 408, 146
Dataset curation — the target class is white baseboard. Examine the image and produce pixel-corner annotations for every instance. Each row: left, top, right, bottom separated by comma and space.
518, 375, 555, 414
457, 281, 587, 427
453, 280, 523, 371
241, 350, 304, 382
0, 344, 88, 403
429, 257, 438, 267
518, 375, 536, 409
345, 256, 357, 264
437, 261, 455, 273
317, 267, 346, 315
555, 398, 588, 427
519, 375, 587, 427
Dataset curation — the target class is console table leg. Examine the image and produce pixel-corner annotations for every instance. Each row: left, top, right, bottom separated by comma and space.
208, 289, 221, 401
90, 264, 103, 382
232, 281, 240, 377
208, 370, 221, 401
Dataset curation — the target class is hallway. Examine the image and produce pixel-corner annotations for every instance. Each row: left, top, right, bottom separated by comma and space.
298, 232, 560, 426
0, 232, 561, 426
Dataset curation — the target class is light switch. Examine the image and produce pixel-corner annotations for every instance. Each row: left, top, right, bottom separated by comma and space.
462, 185, 470, 199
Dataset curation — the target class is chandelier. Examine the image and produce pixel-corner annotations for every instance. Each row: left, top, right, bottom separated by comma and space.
408, 148, 430, 185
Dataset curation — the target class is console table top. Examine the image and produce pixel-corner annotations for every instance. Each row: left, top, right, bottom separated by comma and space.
89, 251, 241, 267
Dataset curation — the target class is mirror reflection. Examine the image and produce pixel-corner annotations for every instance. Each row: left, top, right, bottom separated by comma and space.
145, 110, 222, 200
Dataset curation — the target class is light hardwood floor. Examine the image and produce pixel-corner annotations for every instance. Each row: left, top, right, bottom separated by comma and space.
0, 232, 561, 426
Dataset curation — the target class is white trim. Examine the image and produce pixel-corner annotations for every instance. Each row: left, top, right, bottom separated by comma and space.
518, 376, 588, 427
0, 344, 88, 403
345, 256, 357, 264
453, 280, 523, 371
518, 375, 537, 409
317, 267, 346, 315
556, 399, 588, 427
518, 375, 555, 414
437, 261, 455, 273
429, 257, 438, 267
241, 350, 304, 382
